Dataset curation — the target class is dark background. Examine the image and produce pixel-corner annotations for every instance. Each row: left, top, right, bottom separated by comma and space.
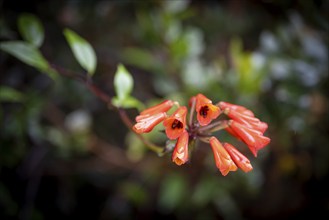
1, 0, 328, 220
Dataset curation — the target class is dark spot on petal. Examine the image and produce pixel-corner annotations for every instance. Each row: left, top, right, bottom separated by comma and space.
171, 119, 183, 129
199, 106, 209, 118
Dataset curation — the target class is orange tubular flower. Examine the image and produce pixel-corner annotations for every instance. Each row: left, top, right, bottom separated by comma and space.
139, 100, 174, 116
133, 100, 174, 134
163, 106, 187, 140
172, 131, 189, 166
196, 94, 221, 126
229, 121, 271, 157
133, 112, 167, 134
223, 143, 253, 173
209, 137, 238, 176
219, 101, 254, 116
225, 108, 268, 133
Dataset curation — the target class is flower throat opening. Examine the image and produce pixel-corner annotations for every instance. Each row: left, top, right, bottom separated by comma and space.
171, 119, 183, 129
199, 106, 209, 118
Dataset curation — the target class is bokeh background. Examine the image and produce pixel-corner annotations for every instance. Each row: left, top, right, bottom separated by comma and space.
1, 0, 328, 219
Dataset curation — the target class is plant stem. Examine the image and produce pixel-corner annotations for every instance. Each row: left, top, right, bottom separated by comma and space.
50, 63, 164, 155
118, 109, 164, 155
198, 120, 229, 133
189, 96, 196, 128
50, 64, 114, 107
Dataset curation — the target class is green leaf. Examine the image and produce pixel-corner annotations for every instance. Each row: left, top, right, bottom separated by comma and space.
112, 96, 143, 110
0, 86, 25, 102
113, 64, 133, 101
18, 13, 44, 47
112, 64, 143, 110
0, 41, 49, 70
63, 28, 97, 76
0, 41, 58, 81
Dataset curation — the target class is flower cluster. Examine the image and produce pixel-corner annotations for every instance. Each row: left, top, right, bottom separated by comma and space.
133, 94, 270, 176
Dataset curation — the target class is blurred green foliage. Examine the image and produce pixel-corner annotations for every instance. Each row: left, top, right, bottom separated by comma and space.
63, 28, 97, 76
0, 1, 328, 220
18, 13, 44, 48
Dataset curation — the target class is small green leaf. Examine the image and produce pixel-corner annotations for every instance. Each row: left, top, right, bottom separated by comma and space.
0, 41, 49, 70
0, 86, 25, 102
63, 28, 97, 76
112, 64, 143, 110
113, 64, 133, 101
18, 13, 44, 47
112, 96, 144, 110
0, 41, 57, 81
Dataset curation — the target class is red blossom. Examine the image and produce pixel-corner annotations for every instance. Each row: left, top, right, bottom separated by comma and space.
196, 94, 221, 126
172, 131, 189, 165
133, 100, 174, 134
132, 94, 270, 176
223, 143, 253, 173
229, 120, 271, 157
133, 112, 167, 133
139, 100, 174, 116
225, 126, 242, 141
219, 101, 254, 116
226, 108, 268, 133
209, 137, 238, 176
163, 106, 187, 140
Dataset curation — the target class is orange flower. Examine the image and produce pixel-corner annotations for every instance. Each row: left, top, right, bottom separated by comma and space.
225, 108, 268, 133
163, 106, 187, 140
209, 137, 238, 176
219, 101, 254, 116
139, 100, 174, 116
133, 100, 174, 134
229, 121, 271, 157
172, 131, 189, 165
223, 143, 253, 173
133, 112, 167, 134
195, 94, 221, 126
225, 126, 242, 141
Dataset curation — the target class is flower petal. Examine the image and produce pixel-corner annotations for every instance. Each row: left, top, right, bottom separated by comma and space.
172, 131, 189, 165
209, 137, 238, 176
224, 143, 253, 172
140, 100, 174, 116
196, 94, 221, 126
226, 108, 268, 133
219, 101, 254, 116
230, 121, 271, 157
163, 106, 187, 140
133, 112, 167, 133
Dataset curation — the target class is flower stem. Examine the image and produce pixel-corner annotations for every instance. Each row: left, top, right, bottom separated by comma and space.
198, 120, 229, 133
118, 109, 165, 155
50, 63, 164, 155
189, 96, 196, 128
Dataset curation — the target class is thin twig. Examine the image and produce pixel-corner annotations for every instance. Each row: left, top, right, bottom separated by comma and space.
198, 120, 229, 133
50, 63, 164, 154
50, 64, 114, 108
189, 96, 196, 128
118, 109, 164, 155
